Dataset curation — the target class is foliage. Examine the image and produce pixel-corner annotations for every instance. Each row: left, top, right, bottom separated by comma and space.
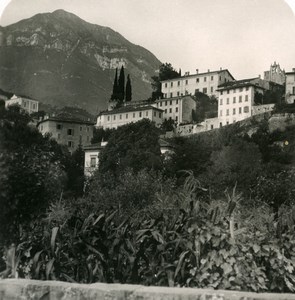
91, 127, 115, 144
194, 92, 218, 123
99, 119, 162, 175
125, 74, 132, 102
150, 63, 180, 100
161, 118, 175, 132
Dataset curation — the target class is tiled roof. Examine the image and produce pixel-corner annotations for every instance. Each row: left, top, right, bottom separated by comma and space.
83, 142, 106, 150
155, 95, 196, 102
160, 69, 235, 82
99, 105, 163, 116
37, 113, 95, 126
217, 78, 266, 91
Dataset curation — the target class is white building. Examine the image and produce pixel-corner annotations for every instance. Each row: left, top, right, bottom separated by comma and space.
285, 69, 295, 104
84, 142, 107, 176
96, 105, 163, 129
5, 94, 39, 114
217, 79, 266, 126
160, 69, 235, 98
153, 95, 197, 124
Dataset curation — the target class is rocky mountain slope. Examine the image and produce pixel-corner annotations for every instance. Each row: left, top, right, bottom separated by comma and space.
0, 9, 161, 112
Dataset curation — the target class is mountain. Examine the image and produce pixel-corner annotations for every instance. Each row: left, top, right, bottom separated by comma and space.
0, 9, 161, 112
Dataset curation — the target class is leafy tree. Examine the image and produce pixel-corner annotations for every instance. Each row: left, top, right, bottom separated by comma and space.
161, 118, 175, 132
194, 92, 217, 123
91, 127, 115, 144
150, 63, 180, 100
125, 74, 132, 102
99, 119, 162, 175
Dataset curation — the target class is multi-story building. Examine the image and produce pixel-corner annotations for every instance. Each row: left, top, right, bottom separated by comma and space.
84, 142, 107, 176
217, 79, 266, 126
37, 113, 94, 152
285, 69, 295, 104
153, 95, 196, 124
160, 68, 235, 98
5, 94, 39, 114
96, 105, 163, 129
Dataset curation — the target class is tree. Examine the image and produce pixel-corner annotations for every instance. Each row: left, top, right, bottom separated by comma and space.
194, 92, 218, 123
161, 118, 175, 132
111, 68, 119, 100
118, 66, 125, 102
99, 119, 162, 175
125, 74, 132, 102
91, 127, 115, 144
150, 63, 180, 100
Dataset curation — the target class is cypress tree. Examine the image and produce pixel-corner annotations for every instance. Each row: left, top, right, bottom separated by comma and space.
111, 68, 118, 100
118, 66, 125, 102
125, 74, 132, 102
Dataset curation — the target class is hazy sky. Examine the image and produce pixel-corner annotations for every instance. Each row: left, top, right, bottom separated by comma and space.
0, 0, 295, 79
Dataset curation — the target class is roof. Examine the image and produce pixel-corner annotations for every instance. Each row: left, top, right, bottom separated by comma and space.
83, 142, 106, 151
155, 95, 196, 102
99, 105, 163, 116
286, 72, 295, 75
160, 69, 235, 83
37, 113, 95, 126
217, 78, 266, 91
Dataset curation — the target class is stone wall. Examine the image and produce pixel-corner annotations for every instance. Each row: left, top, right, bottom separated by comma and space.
1, 279, 295, 300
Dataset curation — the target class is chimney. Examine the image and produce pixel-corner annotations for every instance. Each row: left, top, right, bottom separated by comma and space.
292, 68, 295, 72
220, 67, 222, 70
258, 74, 261, 79
208, 69, 210, 72
196, 69, 199, 74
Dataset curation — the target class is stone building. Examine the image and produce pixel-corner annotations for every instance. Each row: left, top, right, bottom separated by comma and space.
96, 105, 163, 129
285, 69, 295, 104
84, 141, 107, 176
264, 62, 286, 85
37, 113, 94, 152
5, 94, 39, 114
153, 95, 197, 125
160, 68, 235, 98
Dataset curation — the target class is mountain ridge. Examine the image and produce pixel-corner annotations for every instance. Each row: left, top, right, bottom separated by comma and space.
0, 9, 161, 112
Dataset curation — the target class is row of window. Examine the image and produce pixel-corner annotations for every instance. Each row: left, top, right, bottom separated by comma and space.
159, 99, 179, 106
163, 86, 214, 98
163, 107, 179, 114
219, 95, 249, 105
220, 106, 250, 116
220, 87, 249, 95
106, 111, 161, 122
165, 76, 216, 88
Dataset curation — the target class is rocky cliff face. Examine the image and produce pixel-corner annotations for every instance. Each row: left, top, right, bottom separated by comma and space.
0, 9, 161, 112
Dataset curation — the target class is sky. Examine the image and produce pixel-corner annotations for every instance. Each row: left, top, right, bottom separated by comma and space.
0, 0, 295, 80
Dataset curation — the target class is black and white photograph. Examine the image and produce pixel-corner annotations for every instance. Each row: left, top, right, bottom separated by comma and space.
0, 0, 295, 298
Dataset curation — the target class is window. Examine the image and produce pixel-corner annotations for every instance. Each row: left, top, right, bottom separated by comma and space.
165, 109, 167, 113
159, 113, 162, 118
220, 110, 222, 116
176, 107, 178, 112
87, 136, 89, 142
90, 157, 96, 168
219, 122, 222, 128
164, 94, 167, 98
87, 127, 89, 132
56, 124, 62, 130
177, 91, 180, 96
79, 135, 82, 143
176, 116, 178, 121
293, 87, 295, 94
233, 89, 236, 93
227, 90, 230, 94
246, 87, 249, 91
67, 129, 73, 136
114, 115, 116, 120
139, 112, 142, 117
107, 116, 110, 121
160, 102, 162, 107
58, 133, 61, 140
178, 81, 180, 86
233, 108, 236, 115
176, 100, 178, 104
169, 108, 172, 113
245, 95, 248, 102
226, 98, 229, 104
219, 76, 222, 81
210, 87, 213, 93
120, 114, 122, 120
203, 88, 207, 94
220, 91, 223, 95
146, 111, 148, 117
67, 141, 74, 148
226, 109, 229, 116
170, 93, 173, 98
211, 76, 214, 81
233, 97, 236, 103
239, 107, 242, 114
126, 114, 128, 119
165, 83, 167, 88
220, 98, 223, 105
244, 106, 249, 113
165, 101, 167, 106
196, 78, 199, 83
204, 77, 207, 82
133, 113, 135, 118
23, 101, 26, 107
185, 80, 188, 85
239, 88, 243, 92
32, 103, 36, 109
170, 100, 172, 105
211, 124, 214, 130
226, 121, 229, 125
154, 111, 156, 117
171, 82, 173, 87
239, 96, 242, 102
79, 126, 82, 131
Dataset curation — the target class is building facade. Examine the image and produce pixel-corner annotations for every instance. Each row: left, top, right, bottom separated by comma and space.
96, 105, 163, 129
217, 79, 265, 126
153, 95, 196, 124
37, 115, 94, 152
285, 69, 295, 104
84, 142, 107, 176
264, 62, 286, 85
160, 69, 235, 98
5, 94, 39, 114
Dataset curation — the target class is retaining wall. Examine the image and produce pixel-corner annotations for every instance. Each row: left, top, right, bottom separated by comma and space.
0, 279, 295, 300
